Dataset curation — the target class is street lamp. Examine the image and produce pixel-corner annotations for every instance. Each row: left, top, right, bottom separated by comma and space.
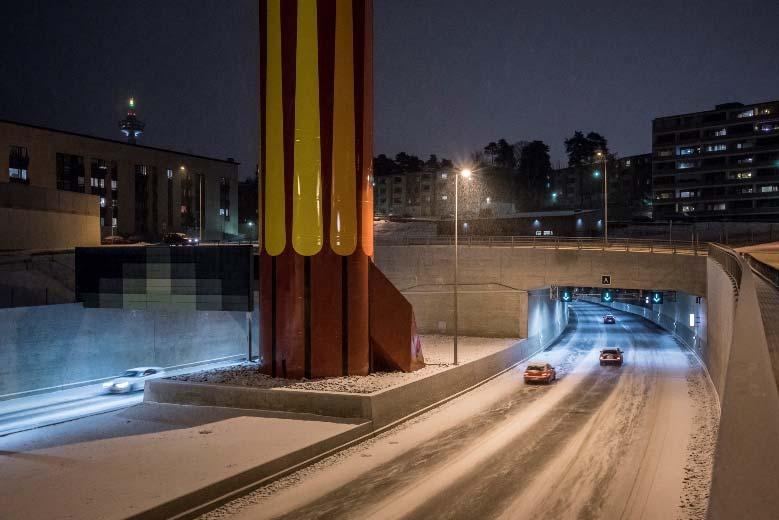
453, 167, 472, 365
595, 151, 608, 246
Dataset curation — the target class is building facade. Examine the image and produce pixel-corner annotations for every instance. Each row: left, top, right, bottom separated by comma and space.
551, 153, 651, 220
0, 119, 239, 250
652, 100, 779, 220
374, 168, 515, 219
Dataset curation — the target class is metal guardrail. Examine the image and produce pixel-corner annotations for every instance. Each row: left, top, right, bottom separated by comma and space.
374, 235, 704, 255
743, 254, 779, 290
708, 243, 743, 288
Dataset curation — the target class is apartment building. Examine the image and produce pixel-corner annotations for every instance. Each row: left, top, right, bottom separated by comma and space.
652, 100, 779, 220
0, 119, 239, 250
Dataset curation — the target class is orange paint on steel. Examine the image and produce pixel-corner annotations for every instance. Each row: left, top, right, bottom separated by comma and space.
330, 0, 358, 255
356, 0, 374, 256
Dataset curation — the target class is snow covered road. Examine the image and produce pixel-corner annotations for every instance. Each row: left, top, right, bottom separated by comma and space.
0, 358, 242, 437
202, 302, 719, 520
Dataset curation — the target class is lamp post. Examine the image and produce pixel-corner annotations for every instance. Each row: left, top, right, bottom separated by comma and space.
595, 151, 608, 246
453, 168, 472, 365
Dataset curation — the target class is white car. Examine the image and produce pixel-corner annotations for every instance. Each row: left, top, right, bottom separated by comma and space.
103, 367, 166, 393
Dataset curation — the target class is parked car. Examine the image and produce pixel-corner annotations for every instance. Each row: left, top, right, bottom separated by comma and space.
603, 314, 616, 324
523, 362, 556, 384
599, 348, 624, 366
163, 232, 199, 246
103, 367, 166, 393
101, 235, 132, 245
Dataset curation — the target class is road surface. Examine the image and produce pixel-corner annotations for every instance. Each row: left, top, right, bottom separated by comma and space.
0, 359, 241, 436
203, 302, 719, 520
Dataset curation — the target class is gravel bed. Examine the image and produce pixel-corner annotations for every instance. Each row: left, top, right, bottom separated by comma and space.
170, 335, 518, 394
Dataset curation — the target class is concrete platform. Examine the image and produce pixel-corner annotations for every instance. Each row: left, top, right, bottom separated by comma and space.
146, 336, 547, 429
0, 403, 369, 520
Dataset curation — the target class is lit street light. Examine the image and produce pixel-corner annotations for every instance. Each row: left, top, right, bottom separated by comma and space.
454, 167, 472, 365
595, 151, 608, 246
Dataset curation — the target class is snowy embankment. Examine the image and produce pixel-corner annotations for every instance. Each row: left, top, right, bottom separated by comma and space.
171, 335, 517, 394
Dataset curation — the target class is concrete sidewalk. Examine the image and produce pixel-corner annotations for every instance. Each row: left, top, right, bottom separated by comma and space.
0, 403, 369, 520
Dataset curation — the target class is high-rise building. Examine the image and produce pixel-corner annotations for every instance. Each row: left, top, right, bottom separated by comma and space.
118, 97, 145, 144
652, 100, 779, 220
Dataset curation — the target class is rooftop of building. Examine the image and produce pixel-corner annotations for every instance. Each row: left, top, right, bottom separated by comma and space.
653, 99, 779, 122
0, 118, 240, 165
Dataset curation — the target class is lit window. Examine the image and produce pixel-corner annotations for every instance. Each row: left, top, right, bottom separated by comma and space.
625, 160, 631, 166
441, 195, 448, 200
741, 187, 754, 194
678, 147, 696, 156
677, 161, 697, 169
735, 171, 753, 179
657, 149, 673, 157
714, 128, 727, 137
737, 157, 754, 164
90, 177, 99, 188
760, 185, 779, 193
111, 180, 117, 190
167, 169, 173, 179
736, 141, 754, 149
100, 197, 106, 208
680, 191, 696, 198
705, 144, 727, 152
441, 173, 448, 179
737, 109, 756, 118
112, 217, 117, 226
757, 123, 778, 133
681, 205, 695, 212
219, 208, 225, 216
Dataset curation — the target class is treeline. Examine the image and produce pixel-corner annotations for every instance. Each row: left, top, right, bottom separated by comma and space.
373, 131, 611, 210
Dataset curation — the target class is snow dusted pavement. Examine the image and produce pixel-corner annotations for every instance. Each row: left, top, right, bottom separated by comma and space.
0, 358, 242, 437
201, 302, 719, 520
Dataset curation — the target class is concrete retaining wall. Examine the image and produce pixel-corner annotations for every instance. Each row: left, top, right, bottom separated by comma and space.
146, 307, 570, 429
0, 303, 250, 398
705, 255, 779, 519
403, 284, 524, 337
401, 284, 567, 340
374, 244, 707, 295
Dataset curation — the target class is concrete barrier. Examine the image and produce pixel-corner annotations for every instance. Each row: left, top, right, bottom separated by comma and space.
146, 316, 569, 429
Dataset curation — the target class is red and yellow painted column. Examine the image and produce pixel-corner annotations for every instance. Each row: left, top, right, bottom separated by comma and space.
259, 0, 375, 378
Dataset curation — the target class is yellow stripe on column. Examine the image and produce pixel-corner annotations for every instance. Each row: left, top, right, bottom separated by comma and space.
264, 0, 285, 256
292, 0, 323, 256
330, 0, 357, 255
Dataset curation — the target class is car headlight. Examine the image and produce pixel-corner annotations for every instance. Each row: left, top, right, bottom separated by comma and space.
103, 382, 113, 388
115, 382, 130, 389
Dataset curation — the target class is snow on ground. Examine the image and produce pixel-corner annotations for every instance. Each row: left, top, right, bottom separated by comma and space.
195, 303, 722, 520
373, 219, 437, 237
172, 335, 517, 394
678, 351, 720, 520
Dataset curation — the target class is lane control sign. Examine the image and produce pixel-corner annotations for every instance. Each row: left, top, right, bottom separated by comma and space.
651, 291, 664, 304
601, 289, 614, 303
601, 275, 611, 285
560, 288, 573, 302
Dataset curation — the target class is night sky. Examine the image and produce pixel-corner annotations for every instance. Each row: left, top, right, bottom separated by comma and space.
2, 0, 779, 179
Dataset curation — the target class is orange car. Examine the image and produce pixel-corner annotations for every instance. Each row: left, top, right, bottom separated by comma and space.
599, 348, 624, 366
523, 362, 557, 384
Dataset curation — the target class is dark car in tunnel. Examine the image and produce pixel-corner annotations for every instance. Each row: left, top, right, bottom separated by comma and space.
603, 314, 616, 324
599, 348, 623, 366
